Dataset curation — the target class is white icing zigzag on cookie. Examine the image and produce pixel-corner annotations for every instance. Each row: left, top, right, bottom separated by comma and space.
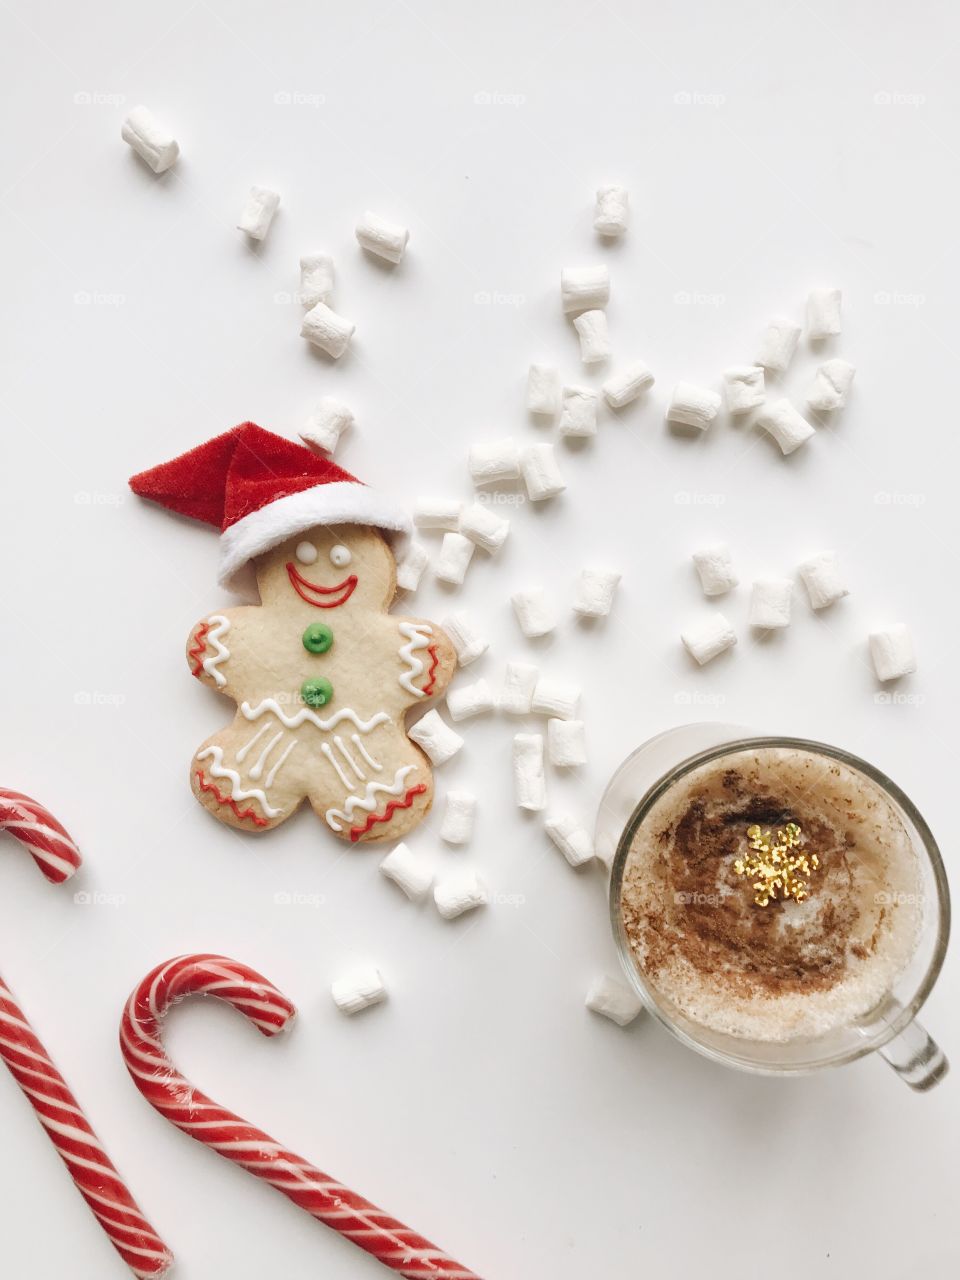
203, 615, 231, 687
240, 699, 390, 734
325, 765, 418, 832
196, 745, 281, 817
397, 622, 433, 698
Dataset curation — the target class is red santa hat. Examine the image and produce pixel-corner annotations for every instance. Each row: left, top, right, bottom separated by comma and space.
129, 423, 410, 599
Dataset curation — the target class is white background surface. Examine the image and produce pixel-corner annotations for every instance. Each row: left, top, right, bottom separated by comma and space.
0, 2, 957, 1276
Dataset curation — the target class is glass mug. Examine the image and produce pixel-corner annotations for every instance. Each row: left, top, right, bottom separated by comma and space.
598, 725, 951, 1091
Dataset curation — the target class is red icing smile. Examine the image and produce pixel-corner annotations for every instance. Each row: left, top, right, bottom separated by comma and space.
285, 563, 358, 608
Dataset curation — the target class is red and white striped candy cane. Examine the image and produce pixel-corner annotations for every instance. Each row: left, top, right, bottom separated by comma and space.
0, 788, 83, 883
121, 954, 481, 1279
0, 789, 173, 1277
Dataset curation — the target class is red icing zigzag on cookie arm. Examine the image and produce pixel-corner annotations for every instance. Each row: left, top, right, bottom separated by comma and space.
349, 783, 428, 843
189, 622, 210, 678
196, 769, 270, 828
421, 645, 440, 696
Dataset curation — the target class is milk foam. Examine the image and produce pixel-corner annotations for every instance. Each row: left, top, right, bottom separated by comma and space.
620, 747, 922, 1042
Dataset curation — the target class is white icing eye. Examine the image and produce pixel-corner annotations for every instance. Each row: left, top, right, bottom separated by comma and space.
329, 543, 352, 568
295, 541, 318, 565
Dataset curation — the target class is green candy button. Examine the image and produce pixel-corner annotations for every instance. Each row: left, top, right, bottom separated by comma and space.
301, 677, 334, 708
302, 622, 334, 654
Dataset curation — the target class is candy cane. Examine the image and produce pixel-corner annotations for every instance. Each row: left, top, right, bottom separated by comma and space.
0, 788, 83, 883
0, 789, 173, 1278
121, 954, 481, 1279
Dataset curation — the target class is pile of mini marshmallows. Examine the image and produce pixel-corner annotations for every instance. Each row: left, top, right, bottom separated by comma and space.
121, 105, 407, 378
664, 292, 914, 682
680, 543, 916, 682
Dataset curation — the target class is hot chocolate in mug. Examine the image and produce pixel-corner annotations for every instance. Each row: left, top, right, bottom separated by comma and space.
598, 725, 950, 1091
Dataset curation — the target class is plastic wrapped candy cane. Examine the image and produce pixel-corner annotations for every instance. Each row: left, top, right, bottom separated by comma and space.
0, 789, 172, 1278
121, 954, 480, 1279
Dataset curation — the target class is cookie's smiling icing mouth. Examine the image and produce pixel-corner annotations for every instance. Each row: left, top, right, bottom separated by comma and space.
285, 562, 358, 608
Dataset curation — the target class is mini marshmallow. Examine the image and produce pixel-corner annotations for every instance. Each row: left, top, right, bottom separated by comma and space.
526, 363, 560, 416
408, 709, 463, 765
756, 399, 815, 455
545, 814, 594, 866
573, 567, 621, 617
511, 588, 556, 638
439, 790, 477, 845
520, 444, 566, 501
574, 310, 611, 364
666, 382, 721, 430
459, 502, 510, 552
807, 287, 841, 339
435, 532, 475, 585
434, 869, 488, 920
499, 662, 539, 714
559, 385, 599, 438
300, 397, 354, 454
356, 211, 409, 264
531, 677, 581, 720
749, 579, 793, 629
594, 184, 629, 237
513, 734, 546, 811
331, 967, 387, 1015
756, 317, 801, 372
121, 105, 179, 173
395, 540, 429, 593
561, 264, 610, 315
469, 438, 521, 485
446, 677, 494, 722
585, 974, 644, 1027
547, 719, 587, 767
379, 842, 433, 901
807, 359, 856, 412
869, 624, 917, 682
602, 360, 655, 409
300, 302, 355, 358
692, 545, 738, 596
681, 613, 737, 665
442, 612, 489, 666
237, 186, 280, 240
722, 365, 765, 414
299, 253, 335, 307
798, 551, 849, 609
414, 497, 463, 531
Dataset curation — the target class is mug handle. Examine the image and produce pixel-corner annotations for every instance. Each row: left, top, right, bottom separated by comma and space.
877, 1018, 949, 1091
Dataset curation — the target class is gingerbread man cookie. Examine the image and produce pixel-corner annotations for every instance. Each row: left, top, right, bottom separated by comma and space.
130, 424, 455, 843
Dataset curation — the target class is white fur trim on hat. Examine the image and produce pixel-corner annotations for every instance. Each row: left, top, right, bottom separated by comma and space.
218, 481, 411, 600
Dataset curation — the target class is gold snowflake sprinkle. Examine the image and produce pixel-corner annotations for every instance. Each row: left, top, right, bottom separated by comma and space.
734, 822, 820, 906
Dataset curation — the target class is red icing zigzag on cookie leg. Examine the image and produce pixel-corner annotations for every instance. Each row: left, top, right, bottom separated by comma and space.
196, 769, 270, 828
349, 783, 428, 843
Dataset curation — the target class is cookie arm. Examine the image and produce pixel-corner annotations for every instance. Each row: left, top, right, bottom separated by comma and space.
395, 617, 456, 702
186, 609, 241, 693
425, 623, 456, 698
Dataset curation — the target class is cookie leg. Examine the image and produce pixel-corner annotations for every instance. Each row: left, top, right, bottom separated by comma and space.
191, 735, 301, 834
308, 758, 435, 845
